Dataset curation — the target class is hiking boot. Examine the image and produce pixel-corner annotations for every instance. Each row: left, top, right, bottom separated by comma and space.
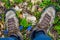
5, 9, 23, 40
37, 6, 56, 32
30, 6, 56, 40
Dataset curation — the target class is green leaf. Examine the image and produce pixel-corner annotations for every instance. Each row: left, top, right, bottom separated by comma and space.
57, 38, 60, 40
54, 25, 60, 30
20, 18, 28, 27
43, 0, 50, 2
54, 25, 60, 35
1, 0, 7, 2
14, 0, 23, 4
57, 30, 60, 34
3, 0, 11, 9
34, 12, 41, 20
28, 2, 33, 8
53, 16, 59, 24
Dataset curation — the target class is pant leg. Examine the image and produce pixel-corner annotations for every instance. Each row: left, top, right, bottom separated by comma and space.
0, 37, 16, 40
0, 35, 21, 40
31, 30, 52, 40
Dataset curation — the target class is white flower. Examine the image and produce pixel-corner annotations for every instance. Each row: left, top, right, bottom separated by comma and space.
22, 13, 36, 25
14, 6, 22, 11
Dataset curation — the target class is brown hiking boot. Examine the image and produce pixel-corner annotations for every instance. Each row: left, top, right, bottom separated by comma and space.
5, 9, 23, 40
37, 6, 55, 33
